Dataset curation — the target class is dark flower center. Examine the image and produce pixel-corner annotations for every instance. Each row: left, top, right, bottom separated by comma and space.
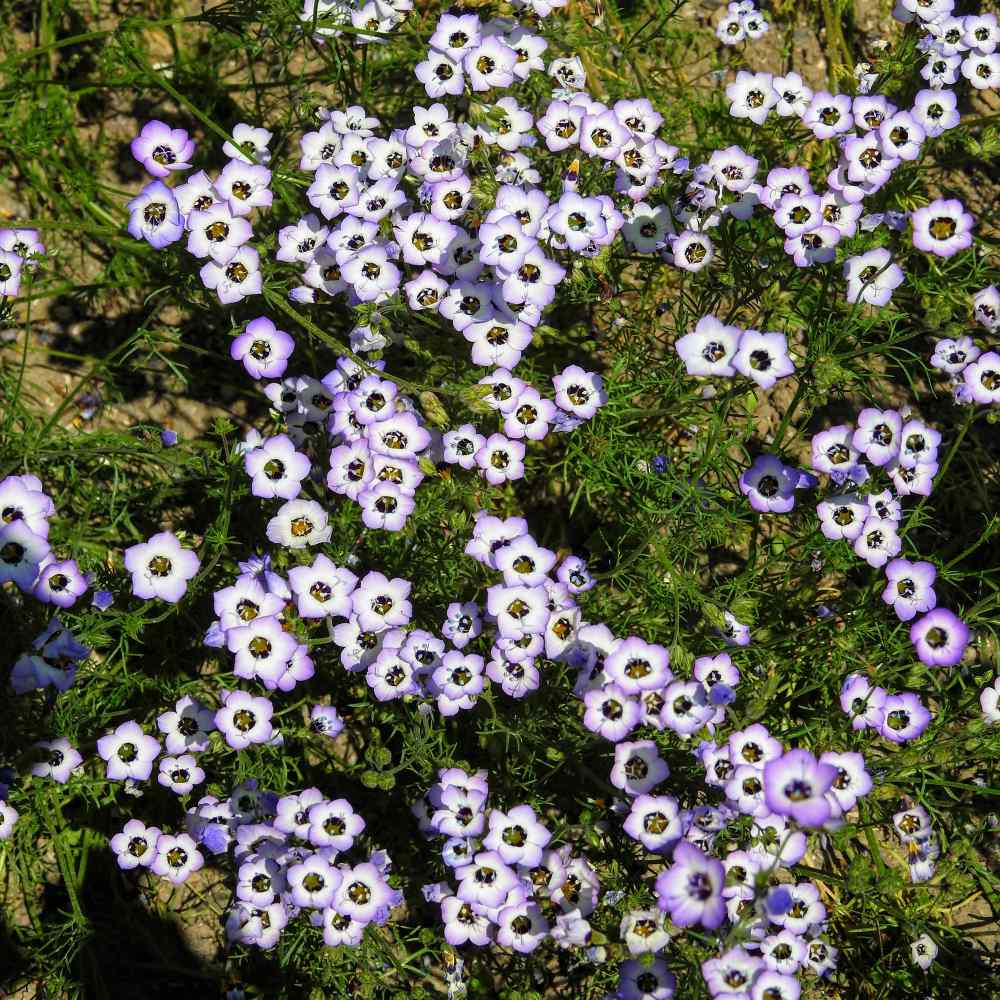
925, 626, 948, 649
290, 516, 314, 537
502, 825, 526, 847
225, 261, 249, 283
757, 474, 779, 498
237, 599, 259, 621
602, 698, 623, 720
702, 340, 726, 363
929, 217, 956, 241
143, 203, 166, 226
684, 243, 706, 264
233, 708, 257, 732
348, 881, 371, 904
248, 636, 272, 659
886, 709, 909, 731
687, 872, 712, 900
784, 779, 812, 801
624, 756, 648, 780
643, 811, 670, 834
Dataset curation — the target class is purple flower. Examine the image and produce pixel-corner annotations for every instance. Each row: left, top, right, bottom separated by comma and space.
670, 230, 714, 272
123, 531, 199, 603
186, 202, 252, 264
0, 250, 22, 296
440, 896, 492, 946
910, 607, 969, 666
617, 958, 677, 1000
287, 854, 342, 909
463, 37, 516, 91
878, 691, 932, 743
351, 570, 411, 631
853, 516, 901, 568
157, 695, 216, 753
309, 704, 344, 737
675, 315, 740, 377
231, 317, 295, 380
157, 753, 205, 795
839, 673, 886, 730
739, 455, 802, 513
151, 832, 204, 884
962, 351, 1000, 404
853, 408, 902, 466
749, 971, 800, 1000
130, 120, 195, 178
819, 750, 872, 813
882, 558, 937, 622
610, 740, 670, 796
200, 245, 262, 304
654, 841, 726, 929
244, 434, 311, 499
702, 946, 765, 996
0, 474, 54, 536
288, 555, 357, 619
126, 180, 184, 249
548, 193, 608, 251
911, 198, 974, 257
214, 689, 275, 749
456, 850, 520, 909
803, 91, 854, 138
30, 738, 83, 784
483, 804, 551, 867
307, 797, 365, 851
605, 636, 671, 694
720, 610, 751, 647
475, 433, 526, 485
912, 89, 960, 136
97, 720, 161, 781
843, 248, 904, 306
583, 683, 641, 742
266, 499, 332, 548
33, 558, 88, 608
227, 615, 297, 685
0, 228, 44, 268
110, 818, 161, 869
931, 335, 978, 375
623, 794, 682, 851
727, 71, 778, 125
660, 680, 714, 735
763, 749, 838, 827
216, 160, 272, 217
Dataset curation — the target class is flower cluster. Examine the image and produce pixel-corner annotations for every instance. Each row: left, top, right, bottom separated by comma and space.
5, 0, 999, 992
1, 474, 97, 696
676, 316, 796, 390
110, 772, 399, 951
0, 226, 44, 298
716, 0, 769, 47
298, 0, 411, 44
840, 673, 933, 746
237, 347, 604, 534
929, 324, 1000, 407
415, 768, 597, 953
